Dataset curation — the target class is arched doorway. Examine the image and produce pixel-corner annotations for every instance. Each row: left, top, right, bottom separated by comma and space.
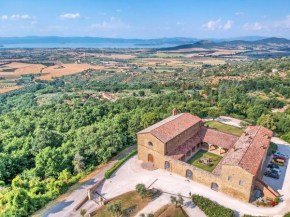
148, 154, 154, 163
186, 169, 193, 180
165, 161, 170, 171
211, 182, 219, 191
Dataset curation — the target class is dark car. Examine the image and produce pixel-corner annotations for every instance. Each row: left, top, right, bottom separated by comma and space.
264, 171, 279, 179
267, 163, 279, 169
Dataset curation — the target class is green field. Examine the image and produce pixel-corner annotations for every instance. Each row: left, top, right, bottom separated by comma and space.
187, 150, 223, 172
205, 121, 243, 136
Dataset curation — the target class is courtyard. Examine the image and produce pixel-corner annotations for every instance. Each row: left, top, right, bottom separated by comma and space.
186, 150, 223, 172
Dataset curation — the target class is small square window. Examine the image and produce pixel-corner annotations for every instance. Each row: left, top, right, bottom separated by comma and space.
228, 176, 232, 181
239, 180, 244, 186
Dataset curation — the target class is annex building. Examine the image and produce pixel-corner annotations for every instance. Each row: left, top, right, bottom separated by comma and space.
137, 109, 279, 202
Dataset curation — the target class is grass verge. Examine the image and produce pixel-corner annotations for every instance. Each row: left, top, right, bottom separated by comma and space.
205, 121, 243, 136
105, 148, 137, 179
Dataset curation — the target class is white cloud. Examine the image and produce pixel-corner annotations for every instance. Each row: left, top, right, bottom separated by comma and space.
92, 17, 130, 29
202, 19, 221, 30
60, 13, 81, 19
235, 12, 244, 15
253, 22, 262, 30
1, 15, 8, 20
10, 14, 32, 20
224, 20, 233, 30
243, 22, 262, 30
116, 9, 122, 12
261, 15, 267, 18
176, 22, 185, 25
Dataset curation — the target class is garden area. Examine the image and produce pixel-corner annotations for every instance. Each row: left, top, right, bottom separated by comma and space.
93, 184, 160, 217
187, 150, 223, 172
205, 121, 243, 136
153, 204, 187, 217
192, 194, 234, 217
93, 191, 151, 217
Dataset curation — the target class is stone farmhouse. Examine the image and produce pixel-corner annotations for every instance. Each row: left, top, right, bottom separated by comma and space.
137, 109, 279, 202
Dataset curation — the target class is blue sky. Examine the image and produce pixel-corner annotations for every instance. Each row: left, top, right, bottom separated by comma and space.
0, 0, 289, 39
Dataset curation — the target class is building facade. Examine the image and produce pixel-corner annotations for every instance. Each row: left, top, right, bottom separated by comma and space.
137, 109, 278, 202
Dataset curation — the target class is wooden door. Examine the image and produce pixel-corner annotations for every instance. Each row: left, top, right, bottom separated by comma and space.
148, 154, 154, 163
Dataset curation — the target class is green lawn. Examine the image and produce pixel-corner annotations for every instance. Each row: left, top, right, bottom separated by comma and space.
187, 150, 223, 172
205, 121, 243, 136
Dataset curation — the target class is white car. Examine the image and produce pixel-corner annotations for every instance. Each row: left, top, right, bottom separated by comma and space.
266, 168, 281, 175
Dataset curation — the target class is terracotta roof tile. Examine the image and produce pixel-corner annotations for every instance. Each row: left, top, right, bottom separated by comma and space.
199, 127, 239, 150
138, 113, 201, 143
168, 134, 201, 160
222, 126, 273, 175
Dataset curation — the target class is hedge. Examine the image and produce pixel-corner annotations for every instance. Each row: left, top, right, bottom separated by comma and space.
284, 213, 290, 217
192, 194, 234, 217
104, 149, 137, 179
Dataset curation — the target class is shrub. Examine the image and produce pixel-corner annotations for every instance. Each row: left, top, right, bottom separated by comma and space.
104, 149, 137, 179
284, 212, 290, 217
192, 194, 234, 217
270, 142, 278, 154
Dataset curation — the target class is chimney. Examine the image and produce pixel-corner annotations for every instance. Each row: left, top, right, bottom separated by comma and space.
172, 108, 178, 116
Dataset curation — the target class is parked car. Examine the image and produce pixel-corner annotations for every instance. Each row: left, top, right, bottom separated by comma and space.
272, 158, 284, 166
267, 163, 279, 169
264, 171, 279, 179
273, 155, 287, 162
274, 152, 288, 158
272, 168, 282, 175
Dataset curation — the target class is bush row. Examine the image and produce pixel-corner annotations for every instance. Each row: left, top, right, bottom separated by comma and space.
192, 194, 234, 217
104, 149, 137, 179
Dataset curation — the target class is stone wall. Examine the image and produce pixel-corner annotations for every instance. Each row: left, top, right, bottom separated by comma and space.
220, 165, 254, 202
138, 133, 166, 168
165, 156, 221, 188
164, 156, 255, 202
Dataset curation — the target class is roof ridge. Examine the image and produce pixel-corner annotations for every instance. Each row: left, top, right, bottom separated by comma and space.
151, 113, 185, 133
238, 126, 261, 166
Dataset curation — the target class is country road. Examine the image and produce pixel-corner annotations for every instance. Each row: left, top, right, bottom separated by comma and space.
41, 146, 136, 217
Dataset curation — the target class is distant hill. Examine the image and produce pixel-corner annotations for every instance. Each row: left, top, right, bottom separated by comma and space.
158, 37, 290, 51
0, 36, 198, 45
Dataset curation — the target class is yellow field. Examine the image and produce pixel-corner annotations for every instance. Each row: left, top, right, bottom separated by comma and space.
0, 62, 45, 76
0, 86, 23, 93
40, 63, 104, 80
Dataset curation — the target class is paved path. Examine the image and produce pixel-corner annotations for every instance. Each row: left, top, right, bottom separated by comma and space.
42, 146, 136, 217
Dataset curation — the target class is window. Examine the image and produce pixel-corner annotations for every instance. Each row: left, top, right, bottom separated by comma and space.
239, 180, 244, 186
148, 142, 153, 146
228, 176, 232, 182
